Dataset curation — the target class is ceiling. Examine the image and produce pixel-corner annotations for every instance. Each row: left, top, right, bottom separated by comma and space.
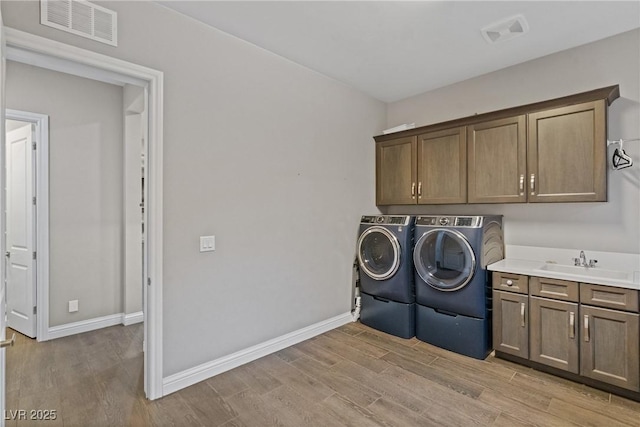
158, 1, 640, 103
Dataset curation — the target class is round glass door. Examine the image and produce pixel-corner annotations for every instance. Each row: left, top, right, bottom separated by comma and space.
357, 227, 401, 281
413, 229, 475, 291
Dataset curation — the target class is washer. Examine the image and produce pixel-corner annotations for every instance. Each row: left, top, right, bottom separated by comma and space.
357, 215, 415, 338
412, 215, 504, 358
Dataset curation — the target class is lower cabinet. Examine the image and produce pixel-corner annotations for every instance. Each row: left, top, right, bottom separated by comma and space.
529, 296, 579, 374
492, 272, 640, 396
493, 290, 528, 358
580, 305, 640, 391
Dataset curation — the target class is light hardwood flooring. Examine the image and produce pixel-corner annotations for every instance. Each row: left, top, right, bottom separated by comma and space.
5, 321, 640, 426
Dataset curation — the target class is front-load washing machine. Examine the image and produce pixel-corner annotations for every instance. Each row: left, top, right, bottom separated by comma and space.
412, 215, 504, 358
357, 215, 415, 338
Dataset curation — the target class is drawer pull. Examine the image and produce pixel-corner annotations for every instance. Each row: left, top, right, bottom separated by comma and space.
584, 315, 590, 342
569, 311, 575, 339
520, 303, 526, 327
530, 173, 536, 195
506, 279, 513, 286
519, 174, 524, 196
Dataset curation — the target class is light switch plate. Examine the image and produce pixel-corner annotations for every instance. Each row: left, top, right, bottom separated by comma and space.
200, 235, 215, 252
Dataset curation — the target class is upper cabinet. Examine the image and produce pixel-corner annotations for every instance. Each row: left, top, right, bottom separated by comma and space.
528, 101, 606, 202
376, 136, 416, 205
376, 127, 466, 205
374, 86, 619, 206
417, 127, 466, 204
468, 115, 526, 203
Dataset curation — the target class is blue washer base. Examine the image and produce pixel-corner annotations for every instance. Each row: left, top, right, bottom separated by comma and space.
360, 292, 415, 339
415, 304, 492, 360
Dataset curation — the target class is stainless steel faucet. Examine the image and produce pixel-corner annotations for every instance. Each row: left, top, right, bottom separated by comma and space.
574, 250, 597, 268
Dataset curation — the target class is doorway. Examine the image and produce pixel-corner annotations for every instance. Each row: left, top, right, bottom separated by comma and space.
4, 110, 48, 341
2, 28, 164, 400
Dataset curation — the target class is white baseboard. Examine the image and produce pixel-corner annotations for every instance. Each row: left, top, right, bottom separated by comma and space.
47, 313, 124, 340
123, 311, 144, 325
162, 312, 353, 396
46, 311, 144, 339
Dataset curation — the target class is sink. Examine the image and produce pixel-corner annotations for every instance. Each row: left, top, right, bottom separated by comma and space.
535, 264, 631, 281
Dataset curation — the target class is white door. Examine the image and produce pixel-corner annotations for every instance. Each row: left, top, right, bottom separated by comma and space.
5, 124, 36, 338
1, 6, 9, 426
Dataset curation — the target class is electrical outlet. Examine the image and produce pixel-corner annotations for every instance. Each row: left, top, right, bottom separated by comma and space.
69, 300, 79, 313
200, 235, 215, 252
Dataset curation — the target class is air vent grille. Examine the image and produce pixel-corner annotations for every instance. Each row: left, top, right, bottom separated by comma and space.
481, 14, 529, 44
41, 0, 117, 47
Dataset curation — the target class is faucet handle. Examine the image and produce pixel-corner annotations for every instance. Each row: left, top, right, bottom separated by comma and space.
573, 257, 581, 266
589, 259, 598, 268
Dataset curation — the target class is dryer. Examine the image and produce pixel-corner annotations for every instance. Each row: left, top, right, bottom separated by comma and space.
412, 215, 504, 358
357, 215, 415, 338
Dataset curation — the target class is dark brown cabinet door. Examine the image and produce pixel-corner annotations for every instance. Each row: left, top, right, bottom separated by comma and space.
493, 290, 528, 359
580, 305, 640, 391
416, 127, 466, 204
375, 136, 416, 205
529, 296, 579, 373
527, 100, 607, 202
468, 115, 526, 203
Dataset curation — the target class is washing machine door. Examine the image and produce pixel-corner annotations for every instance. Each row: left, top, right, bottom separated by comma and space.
413, 229, 476, 291
357, 226, 401, 281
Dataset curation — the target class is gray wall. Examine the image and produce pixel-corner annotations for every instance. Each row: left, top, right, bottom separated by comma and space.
385, 29, 640, 256
0, 1, 386, 376
5, 61, 125, 327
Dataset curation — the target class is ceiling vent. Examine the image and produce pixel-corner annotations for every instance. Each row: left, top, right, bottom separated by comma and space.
40, 0, 117, 47
481, 14, 529, 44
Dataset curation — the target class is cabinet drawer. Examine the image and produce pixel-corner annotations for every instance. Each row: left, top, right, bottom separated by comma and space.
530, 277, 579, 302
492, 272, 528, 294
580, 283, 639, 312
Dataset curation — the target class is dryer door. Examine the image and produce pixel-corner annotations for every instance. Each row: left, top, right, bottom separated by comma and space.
357, 226, 401, 281
414, 229, 476, 291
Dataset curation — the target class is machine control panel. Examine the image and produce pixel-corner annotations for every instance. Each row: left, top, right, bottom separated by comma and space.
415, 216, 483, 228
361, 215, 411, 226
455, 217, 476, 227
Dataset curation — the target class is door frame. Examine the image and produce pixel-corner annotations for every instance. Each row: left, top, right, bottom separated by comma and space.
5, 110, 48, 340
3, 28, 164, 400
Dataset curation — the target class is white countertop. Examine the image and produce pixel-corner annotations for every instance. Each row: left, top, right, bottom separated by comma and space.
488, 258, 640, 291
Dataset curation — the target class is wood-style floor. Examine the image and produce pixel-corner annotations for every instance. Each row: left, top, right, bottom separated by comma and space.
5, 321, 640, 426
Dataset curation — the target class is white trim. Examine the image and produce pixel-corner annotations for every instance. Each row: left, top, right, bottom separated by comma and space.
47, 313, 123, 340
1, 11, 8, 426
123, 311, 144, 326
6, 45, 144, 87
5, 110, 49, 342
46, 311, 144, 339
4, 28, 164, 400
162, 312, 354, 396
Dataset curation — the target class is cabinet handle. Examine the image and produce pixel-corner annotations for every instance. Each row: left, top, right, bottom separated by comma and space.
569, 311, 575, 339
520, 302, 526, 327
519, 174, 524, 196
530, 174, 536, 195
411, 182, 416, 198
584, 314, 589, 342
417, 181, 422, 198
506, 279, 513, 286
